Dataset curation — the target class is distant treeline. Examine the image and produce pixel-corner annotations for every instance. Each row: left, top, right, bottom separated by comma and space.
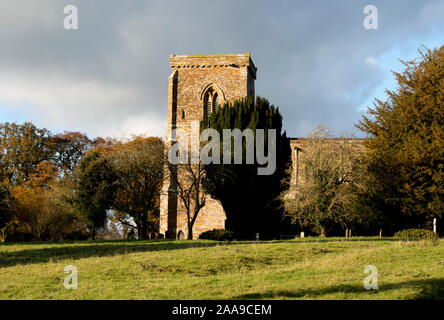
0, 122, 164, 241
0, 46, 442, 241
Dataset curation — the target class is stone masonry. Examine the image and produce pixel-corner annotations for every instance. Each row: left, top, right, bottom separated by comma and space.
288, 138, 365, 189
159, 53, 364, 240
160, 53, 257, 239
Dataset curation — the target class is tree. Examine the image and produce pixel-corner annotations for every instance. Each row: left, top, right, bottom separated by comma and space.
201, 96, 291, 239
76, 150, 117, 239
166, 160, 208, 240
0, 122, 104, 241
52, 131, 93, 175
11, 161, 83, 241
281, 127, 365, 236
0, 181, 13, 241
357, 46, 444, 230
107, 136, 164, 239
0, 122, 55, 185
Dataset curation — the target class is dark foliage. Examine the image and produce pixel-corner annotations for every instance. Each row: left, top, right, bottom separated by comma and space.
394, 229, 438, 240
76, 150, 118, 239
357, 46, 444, 230
199, 228, 234, 241
201, 96, 292, 239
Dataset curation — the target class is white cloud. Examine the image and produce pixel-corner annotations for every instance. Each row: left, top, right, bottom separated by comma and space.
365, 56, 377, 66
0, 71, 165, 138
0, 0, 443, 139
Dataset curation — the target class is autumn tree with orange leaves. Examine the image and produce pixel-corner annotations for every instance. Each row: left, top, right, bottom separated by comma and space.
0, 122, 97, 241
11, 161, 83, 240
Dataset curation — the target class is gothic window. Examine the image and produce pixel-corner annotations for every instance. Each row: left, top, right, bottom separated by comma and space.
213, 93, 219, 113
204, 89, 212, 118
202, 84, 225, 117
182, 110, 186, 119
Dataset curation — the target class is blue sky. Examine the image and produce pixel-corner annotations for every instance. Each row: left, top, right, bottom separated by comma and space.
358, 34, 444, 115
0, 0, 443, 139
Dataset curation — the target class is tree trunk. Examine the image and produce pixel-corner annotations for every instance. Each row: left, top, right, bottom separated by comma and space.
137, 213, 149, 240
137, 223, 148, 240
91, 226, 96, 240
187, 222, 193, 240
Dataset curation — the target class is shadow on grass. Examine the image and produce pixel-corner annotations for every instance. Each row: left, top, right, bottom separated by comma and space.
0, 240, 231, 268
282, 238, 400, 244
233, 278, 444, 300
0, 237, 422, 268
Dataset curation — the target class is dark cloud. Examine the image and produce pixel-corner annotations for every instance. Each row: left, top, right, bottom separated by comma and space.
0, 0, 443, 138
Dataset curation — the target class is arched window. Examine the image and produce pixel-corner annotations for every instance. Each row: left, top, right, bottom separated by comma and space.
177, 230, 186, 240
213, 93, 219, 113
202, 84, 225, 118
204, 88, 213, 118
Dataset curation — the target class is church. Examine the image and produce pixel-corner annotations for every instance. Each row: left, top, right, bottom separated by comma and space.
159, 53, 361, 239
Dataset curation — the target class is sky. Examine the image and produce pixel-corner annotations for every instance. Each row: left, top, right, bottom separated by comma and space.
0, 0, 443, 139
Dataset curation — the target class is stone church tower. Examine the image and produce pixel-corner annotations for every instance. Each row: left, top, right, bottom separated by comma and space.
159, 53, 257, 239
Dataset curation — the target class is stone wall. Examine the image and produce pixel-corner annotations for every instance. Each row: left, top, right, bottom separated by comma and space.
160, 53, 257, 239
159, 53, 365, 240
288, 138, 365, 189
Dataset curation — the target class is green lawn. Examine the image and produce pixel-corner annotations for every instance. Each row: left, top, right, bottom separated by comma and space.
0, 238, 443, 300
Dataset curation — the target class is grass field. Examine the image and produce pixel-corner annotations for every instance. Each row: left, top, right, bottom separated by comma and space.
0, 238, 443, 300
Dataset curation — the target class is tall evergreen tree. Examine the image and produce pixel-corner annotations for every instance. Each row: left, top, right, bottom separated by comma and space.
357, 46, 444, 231
201, 96, 291, 239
